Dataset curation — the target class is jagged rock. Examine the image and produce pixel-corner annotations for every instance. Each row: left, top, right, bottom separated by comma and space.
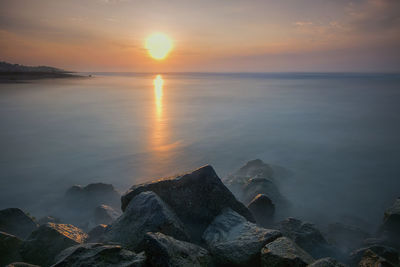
227, 159, 274, 181
0, 208, 38, 239
381, 198, 400, 241
349, 245, 399, 266
37, 216, 61, 225
0, 231, 23, 266
307, 257, 346, 267
358, 249, 393, 267
202, 208, 281, 266
242, 177, 286, 206
6, 263, 40, 267
87, 224, 108, 243
261, 237, 315, 267
247, 194, 275, 227
121, 165, 254, 242
326, 223, 369, 253
105, 191, 189, 250
94, 204, 121, 225
140, 232, 213, 267
52, 243, 146, 267
277, 218, 333, 259
20, 223, 88, 266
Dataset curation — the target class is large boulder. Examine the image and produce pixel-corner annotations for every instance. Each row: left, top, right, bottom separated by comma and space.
140, 232, 213, 267
242, 178, 287, 207
87, 224, 108, 243
202, 208, 281, 266
105, 191, 189, 250
20, 223, 88, 266
52, 243, 146, 267
0, 231, 23, 266
277, 218, 334, 259
358, 249, 394, 267
326, 223, 369, 253
247, 194, 275, 227
121, 165, 254, 242
307, 257, 346, 267
94, 204, 121, 225
0, 208, 38, 239
261, 237, 315, 267
381, 198, 400, 240
349, 245, 399, 266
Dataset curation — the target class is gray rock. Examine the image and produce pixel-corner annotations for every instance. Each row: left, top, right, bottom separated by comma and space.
261, 237, 315, 267
121, 165, 254, 242
0, 208, 38, 239
94, 204, 121, 225
6, 263, 40, 267
349, 245, 399, 266
20, 223, 88, 266
358, 249, 393, 267
140, 232, 213, 267
203, 208, 281, 266
87, 224, 108, 243
326, 223, 369, 253
105, 191, 189, 250
248, 194, 275, 227
0, 231, 23, 266
242, 177, 287, 206
277, 218, 333, 259
381, 198, 400, 241
52, 243, 146, 267
307, 257, 346, 267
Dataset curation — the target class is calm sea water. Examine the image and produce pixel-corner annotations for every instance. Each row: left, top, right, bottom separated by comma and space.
1, 73, 399, 226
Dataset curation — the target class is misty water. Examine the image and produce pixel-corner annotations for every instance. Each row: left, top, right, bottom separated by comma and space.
1, 73, 399, 229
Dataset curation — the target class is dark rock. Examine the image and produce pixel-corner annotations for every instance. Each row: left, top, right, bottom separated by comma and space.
261, 236, 315, 267
121, 165, 254, 242
349, 245, 399, 266
277, 218, 333, 259
94, 204, 121, 225
37, 216, 61, 225
140, 232, 213, 267
0, 208, 38, 239
226, 159, 274, 182
326, 223, 369, 253
248, 194, 275, 227
20, 223, 88, 266
242, 177, 287, 206
358, 249, 394, 267
87, 224, 108, 243
381, 198, 400, 245
5, 263, 40, 267
202, 208, 281, 266
105, 191, 189, 250
307, 257, 346, 267
52, 243, 146, 267
0, 231, 23, 266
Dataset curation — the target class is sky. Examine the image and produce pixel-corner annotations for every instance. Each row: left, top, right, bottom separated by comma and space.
0, 0, 399, 72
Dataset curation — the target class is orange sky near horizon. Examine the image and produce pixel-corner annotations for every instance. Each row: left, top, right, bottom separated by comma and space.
0, 0, 399, 72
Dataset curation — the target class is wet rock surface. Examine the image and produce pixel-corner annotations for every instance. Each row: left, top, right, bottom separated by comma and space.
20, 223, 88, 266
0, 208, 38, 239
53, 243, 146, 267
140, 232, 213, 267
105, 191, 189, 250
203, 208, 281, 266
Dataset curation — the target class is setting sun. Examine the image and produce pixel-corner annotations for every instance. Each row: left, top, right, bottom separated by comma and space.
145, 33, 173, 60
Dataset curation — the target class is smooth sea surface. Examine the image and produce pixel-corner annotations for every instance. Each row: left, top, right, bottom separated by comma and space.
1, 72, 400, 227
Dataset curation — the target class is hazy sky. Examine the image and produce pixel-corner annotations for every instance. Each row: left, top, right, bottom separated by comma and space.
0, 0, 399, 72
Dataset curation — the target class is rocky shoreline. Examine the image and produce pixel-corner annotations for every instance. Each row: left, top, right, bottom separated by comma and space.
1, 160, 399, 266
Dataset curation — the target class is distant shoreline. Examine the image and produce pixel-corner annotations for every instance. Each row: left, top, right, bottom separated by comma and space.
0, 71, 86, 83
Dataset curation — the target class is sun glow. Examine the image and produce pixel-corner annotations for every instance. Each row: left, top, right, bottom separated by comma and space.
145, 33, 173, 60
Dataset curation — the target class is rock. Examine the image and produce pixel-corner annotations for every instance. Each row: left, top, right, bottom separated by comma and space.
326, 223, 369, 253
381, 198, 400, 240
202, 208, 281, 266
105, 191, 189, 250
5, 263, 40, 267
242, 177, 287, 206
277, 218, 333, 259
0, 231, 23, 266
94, 204, 121, 225
227, 159, 274, 181
121, 165, 254, 242
20, 223, 88, 266
247, 194, 275, 227
358, 249, 393, 267
349, 245, 399, 266
0, 208, 38, 239
261, 237, 315, 267
52, 243, 146, 267
37, 216, 61, 225
140, 232, 213, 267
307, 257, 346, 267
87, 224, 108, 243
